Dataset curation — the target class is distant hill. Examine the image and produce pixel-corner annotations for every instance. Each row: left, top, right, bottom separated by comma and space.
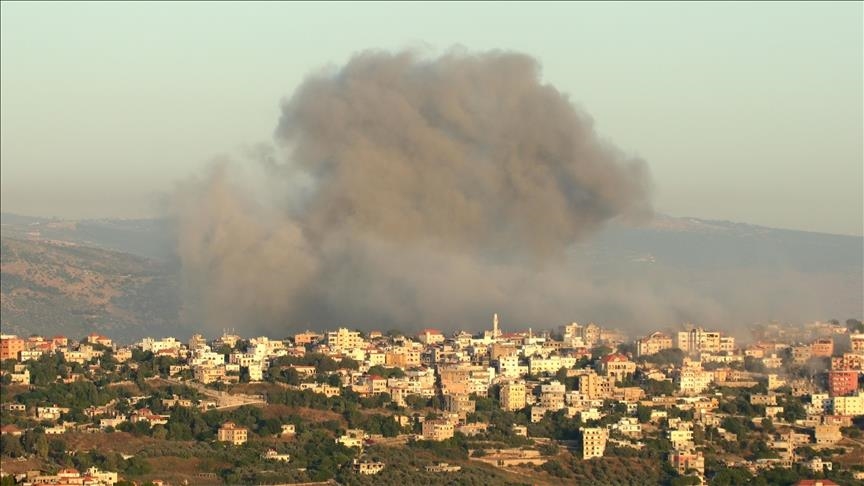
1, 212, 861, 338
0, 236, 180, 342
1, 213, 175, 260
589, 214, 862, 273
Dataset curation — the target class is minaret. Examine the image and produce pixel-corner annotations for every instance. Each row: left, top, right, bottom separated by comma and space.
493, 313, 500, 338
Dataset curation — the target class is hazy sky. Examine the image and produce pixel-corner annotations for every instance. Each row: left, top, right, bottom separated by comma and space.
1, 2, 861, 235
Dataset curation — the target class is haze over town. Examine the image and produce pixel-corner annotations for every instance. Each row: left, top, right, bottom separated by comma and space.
1, 3, 864, 486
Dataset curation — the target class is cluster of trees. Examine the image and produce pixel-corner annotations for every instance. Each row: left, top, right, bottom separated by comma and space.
408, 435, 469, 461
637, 348, 685, 367
540, 455, 678, 485
16, 380, 118, 409
113, 404, 293, 442
0, 430, 150, 475
270, 353, 358, 374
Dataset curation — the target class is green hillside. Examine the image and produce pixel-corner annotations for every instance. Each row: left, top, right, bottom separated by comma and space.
0, 237, 180, 342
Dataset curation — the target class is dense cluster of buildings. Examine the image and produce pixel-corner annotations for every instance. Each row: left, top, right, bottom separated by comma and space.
1, 317, 863, 484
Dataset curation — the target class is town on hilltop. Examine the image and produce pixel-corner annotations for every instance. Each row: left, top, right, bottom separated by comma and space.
1, 316, 863, 486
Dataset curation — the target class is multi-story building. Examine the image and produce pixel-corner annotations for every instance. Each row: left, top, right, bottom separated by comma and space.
581, 427, 607, 459
140, 337, 182, 354
327, 328, 364, 352
814, 424, 842, 445
529, 355, 575, 375
336, 429, 367, 448
677, 361, 713, 395
762, 353, 783, 369
9, 365, 30, 384
500, 382, 527, 411
417, 329, 445, 345
636, 332, 673, 357
188, 334, 208, 350
490, 342, 518, 361
294, 330, 323, 346
422, 420, 455, 441
385, 348, 421, 368
831, 353, 864, 372
190, 347, 226, 367
668, 428, 694, 450
444, 394, 476, 419
767, 374, 786, 391
832, 392, 864, 416
0, 335, 25, 361
669, 451, 705, 476
850, 334, 864, 354
559, 322, 583, 347
539, 381, 566, 411
218, 422, 248, 445
195, 365, 227, 384
677, 328, 721, 355
85, 333, 113, 348
578, 372, 613, 400
37, 406, 69, 421
114, 348, 132, 362
792, 345, 813, 364
583, 323, 601, 347
811, 338, 835, 358
598, 354, 636, 382
828, 370, 859, 397
497, 355, 526, 378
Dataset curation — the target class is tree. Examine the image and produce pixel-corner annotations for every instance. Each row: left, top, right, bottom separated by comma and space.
367, 365, 405, 379
709, 466, 752, 486
327, 373, 343, 388
339, 358, 360, 370
639, 348, 685, 367
592, 346, 614, 361
643, 379, 675, 396
744, 356, 767, 373
636, 404, 653, 423
33, 433, 49, 458
0, 435, 23, 458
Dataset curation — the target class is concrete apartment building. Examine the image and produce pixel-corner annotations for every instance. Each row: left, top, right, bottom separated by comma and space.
217, 422, 248, 445
828, 370, 859, 397
850, 334, 864, 354
636, 332, 673, 357
669, 450, 705, 476
677, 328, 722, 354
326, 328, 364, 352
422, 419, 455, 441
0, 335, 25, 361
598, 353, 636, 382
500, 381, 527, 411
578, 372, 613, 400
811, 338, 835, 358
832, 392, 864, 416
581, 427, 607, 459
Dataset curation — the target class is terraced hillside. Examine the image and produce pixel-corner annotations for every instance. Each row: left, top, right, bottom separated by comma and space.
0, 237, 180, 342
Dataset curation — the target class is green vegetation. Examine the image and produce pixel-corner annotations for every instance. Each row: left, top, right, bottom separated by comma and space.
0, 236, 179, 342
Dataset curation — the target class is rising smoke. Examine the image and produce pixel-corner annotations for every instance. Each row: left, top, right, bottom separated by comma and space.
171, 49, 654, 334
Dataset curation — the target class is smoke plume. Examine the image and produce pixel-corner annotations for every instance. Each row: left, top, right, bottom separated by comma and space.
172, 49, 654, 334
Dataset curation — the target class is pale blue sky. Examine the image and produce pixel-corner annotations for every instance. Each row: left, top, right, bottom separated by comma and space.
2, 1, 861, 235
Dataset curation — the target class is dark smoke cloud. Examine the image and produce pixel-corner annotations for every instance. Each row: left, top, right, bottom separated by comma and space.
172, 49, 654, 334
277, 49, 651, 258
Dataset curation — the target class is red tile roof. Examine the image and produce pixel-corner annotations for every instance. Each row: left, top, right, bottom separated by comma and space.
601, 353, 630, 363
